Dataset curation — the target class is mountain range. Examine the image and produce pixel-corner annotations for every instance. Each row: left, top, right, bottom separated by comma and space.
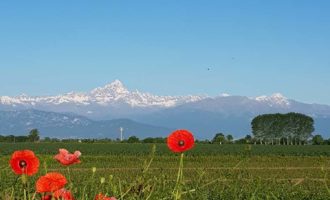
0, 80, 330, 139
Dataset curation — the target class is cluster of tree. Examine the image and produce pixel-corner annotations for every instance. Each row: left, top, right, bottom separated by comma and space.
0, 129, 40, 142
209, 133, 330, 145
311, 135, 330, 145
233, 135, 253, 144
251, 113, 314, 145
210, 134, 256, 144
211, 133, 234, 144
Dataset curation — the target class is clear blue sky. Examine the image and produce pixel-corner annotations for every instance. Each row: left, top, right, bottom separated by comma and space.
0, 1, 329, 104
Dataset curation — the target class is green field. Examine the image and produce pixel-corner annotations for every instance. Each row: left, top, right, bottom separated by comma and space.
1, 143, 330, 199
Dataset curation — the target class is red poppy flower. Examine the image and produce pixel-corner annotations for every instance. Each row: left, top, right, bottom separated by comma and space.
41, 189, 74, 200
54, 189, 75, 200
36, 172, 67, 193
95, 193, 117, 200
10, 150, 40, 176
167, 129, 195, 153
41, 195, 53, 200
54, 149, 81, 166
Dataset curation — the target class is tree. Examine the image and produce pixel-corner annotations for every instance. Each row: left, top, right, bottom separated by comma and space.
28, 129, 40, 142
323, 138, 330, 145
226, 135, 234, 143
312, 135, 324, 145
212, 133, 226, 144
252, 115, 271, 144
142, 137, 166, 143
296, 113, 314, 144
251, 113, 315, 145
234, 137, 247, 144
127, 136, 140, 143
245, 135, 252, 144
143, 137, 155, 143
15, 136, 29, 142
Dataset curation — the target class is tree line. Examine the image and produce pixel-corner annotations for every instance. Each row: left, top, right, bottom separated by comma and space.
0, 129, 40, 142
0, 112, 328, 145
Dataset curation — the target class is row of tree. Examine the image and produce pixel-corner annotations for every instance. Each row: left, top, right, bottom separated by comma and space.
0, 112, 326, 145
1, 132, 329, 145
0, 129, 40, 142
251, 113, 315, 145
210, 133, 330, 145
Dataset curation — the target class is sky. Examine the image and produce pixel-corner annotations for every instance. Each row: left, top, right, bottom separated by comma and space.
0, 0, 329, 104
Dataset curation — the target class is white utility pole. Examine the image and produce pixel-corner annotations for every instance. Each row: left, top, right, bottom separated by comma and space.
120, 127, 124, 141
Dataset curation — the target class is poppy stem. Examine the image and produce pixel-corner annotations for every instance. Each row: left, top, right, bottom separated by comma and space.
21, 174, 28, 185
174, 153, 184, 200
143, 145, 156, 174
21, 174, 29, 199
23, 188, 27, 200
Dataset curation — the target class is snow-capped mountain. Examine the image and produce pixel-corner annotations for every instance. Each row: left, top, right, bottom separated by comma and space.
0, 79, 303, 117
89, 80, 204, 107
0, 80, 207, 119
255, 93, 290, 107
1, 80, 330, 139
0, 80, 204, 108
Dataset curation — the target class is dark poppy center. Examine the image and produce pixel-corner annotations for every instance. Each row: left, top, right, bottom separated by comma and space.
19, 160, 27, 168
178, 140, 185, 147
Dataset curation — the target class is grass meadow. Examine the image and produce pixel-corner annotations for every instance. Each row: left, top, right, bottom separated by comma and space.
1, 143, 330, 199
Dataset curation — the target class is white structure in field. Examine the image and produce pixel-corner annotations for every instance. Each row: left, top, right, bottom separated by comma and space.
120, 127, 124, 141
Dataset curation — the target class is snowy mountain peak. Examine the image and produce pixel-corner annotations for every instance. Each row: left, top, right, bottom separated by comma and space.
219, 93, 230, 97
271, 93, 287, 99
0, 80, 298, 111
0, 80, 205, 109
255, 93, 290, 106
91, 80, 128, 95
106, 79, 125, 90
